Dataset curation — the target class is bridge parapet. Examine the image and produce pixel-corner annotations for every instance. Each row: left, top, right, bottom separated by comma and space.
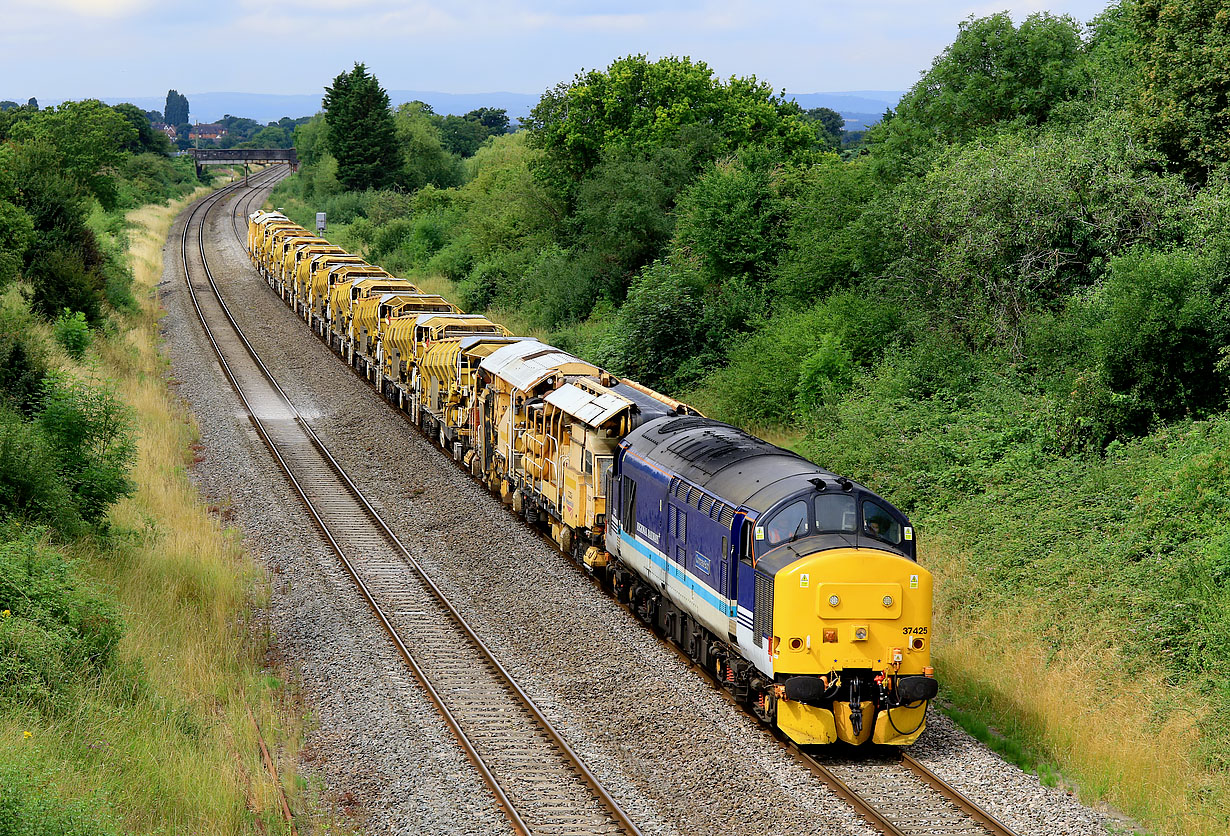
187, 148, 299, 168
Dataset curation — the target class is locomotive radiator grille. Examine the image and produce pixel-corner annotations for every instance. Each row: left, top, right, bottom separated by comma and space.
754, 572, 774, 639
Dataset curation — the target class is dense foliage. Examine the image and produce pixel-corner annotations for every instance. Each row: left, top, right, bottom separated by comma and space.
0, 100, 200, 322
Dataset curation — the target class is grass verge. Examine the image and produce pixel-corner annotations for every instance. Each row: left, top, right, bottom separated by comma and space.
3, 187, 335, 835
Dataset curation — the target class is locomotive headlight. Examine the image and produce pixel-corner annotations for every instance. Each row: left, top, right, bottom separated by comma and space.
828, 595, 840, 607
882, 595, 893, 607
853, 626, 869, 641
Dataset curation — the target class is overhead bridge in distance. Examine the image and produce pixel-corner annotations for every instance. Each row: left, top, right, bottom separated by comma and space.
186, 148, 299, 172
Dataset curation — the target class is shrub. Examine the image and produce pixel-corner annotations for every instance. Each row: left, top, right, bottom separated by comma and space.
0, 409, 80, 532
794, 334, 854, 414
0, 766, 120, 836
27, 249, 102, 325
52, 309, 90, 360
0, 530, 124, 711
522, 245, 599, 328
426, 234, 475, 282
0, 293, 49, 413
369, 217, 415, 260
1058, 247, 1230, 447
702, 290, 906, 426
594, 261, 704, 389
320, 189, 371, 224
36, 374, 135, 524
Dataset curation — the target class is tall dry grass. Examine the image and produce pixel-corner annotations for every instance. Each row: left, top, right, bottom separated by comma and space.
927, 532, 1224, 836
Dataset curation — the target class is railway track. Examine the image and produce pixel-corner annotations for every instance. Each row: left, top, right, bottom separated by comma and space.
180, 171, 642, 836
194, 174, 1028, 836
803, 750, 1019, 836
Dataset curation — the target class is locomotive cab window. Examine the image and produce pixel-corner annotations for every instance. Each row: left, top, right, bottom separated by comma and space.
758, 499, 809, 554
861, 499, 902, 545
815, 494, 857, 534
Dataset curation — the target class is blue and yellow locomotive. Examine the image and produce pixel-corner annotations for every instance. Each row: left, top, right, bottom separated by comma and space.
606, 416, 936, 745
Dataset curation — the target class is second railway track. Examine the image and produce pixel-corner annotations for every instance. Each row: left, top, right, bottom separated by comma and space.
180, 169, 642, 836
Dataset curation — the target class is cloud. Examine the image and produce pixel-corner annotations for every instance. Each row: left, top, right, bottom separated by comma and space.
14, 0, 156, 16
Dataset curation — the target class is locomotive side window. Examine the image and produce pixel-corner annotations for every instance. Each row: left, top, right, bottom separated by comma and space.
815, 494, 857, 534
862, 499, 902, 545
760, 500, 809, 552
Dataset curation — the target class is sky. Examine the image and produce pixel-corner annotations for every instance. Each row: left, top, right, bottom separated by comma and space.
2, 0, 1114, 102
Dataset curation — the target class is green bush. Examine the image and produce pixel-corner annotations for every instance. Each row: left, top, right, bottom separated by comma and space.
522, 245, 600, 328
702, 290, 906, 426
594, 261, 705, 389
0, 762, 120, 836
52, 310, 90, 360
1082, 247, 1230, 434
0, 530, 124, 711
0, 294, 48, 414
426, 234, 475, 282
36, 374, 135, 525
319, 190, 371, 224
794, 334, 854, 414
0, 409, 80, 532
27, 250, 102, 326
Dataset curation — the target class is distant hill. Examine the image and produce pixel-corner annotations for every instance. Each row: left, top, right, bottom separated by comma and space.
42, 89, 903, 127
785, 91, 904, 127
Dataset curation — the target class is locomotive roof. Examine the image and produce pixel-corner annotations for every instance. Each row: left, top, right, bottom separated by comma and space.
623, 415, 858, 513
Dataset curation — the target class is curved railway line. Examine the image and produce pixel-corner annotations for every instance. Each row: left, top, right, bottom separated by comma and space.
183, 171, 1030, 836
180, 168, 641, 836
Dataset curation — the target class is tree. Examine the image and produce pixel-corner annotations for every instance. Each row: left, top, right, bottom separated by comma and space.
112, 102, 170, 154
293, 114, 329, 167
9, 100, 137, 209
439, 114, 489, 157
526, 54, 813, 190
164, 89, 188, 127
672, 149, 789, 287
1130, 0, 1230, 179
803, 107, 844, 150
391, 101, 462, 190
323, 63, 400, 191
871, 12, 1088, 167
467, 107, 509, 134
26, 98, 37, 110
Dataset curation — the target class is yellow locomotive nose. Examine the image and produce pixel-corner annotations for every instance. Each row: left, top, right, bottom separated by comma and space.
767, 547, 935, 745
772, 548, 932, 674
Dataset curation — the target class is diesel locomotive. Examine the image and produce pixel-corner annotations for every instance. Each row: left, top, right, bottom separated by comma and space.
247, 207, 937, 746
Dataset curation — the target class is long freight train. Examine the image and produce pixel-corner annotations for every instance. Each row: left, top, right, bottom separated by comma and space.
247, 207, 938, 746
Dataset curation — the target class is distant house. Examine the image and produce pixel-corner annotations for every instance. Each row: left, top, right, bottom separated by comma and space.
189, 123, 226, 142
153, 122, 177, 140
